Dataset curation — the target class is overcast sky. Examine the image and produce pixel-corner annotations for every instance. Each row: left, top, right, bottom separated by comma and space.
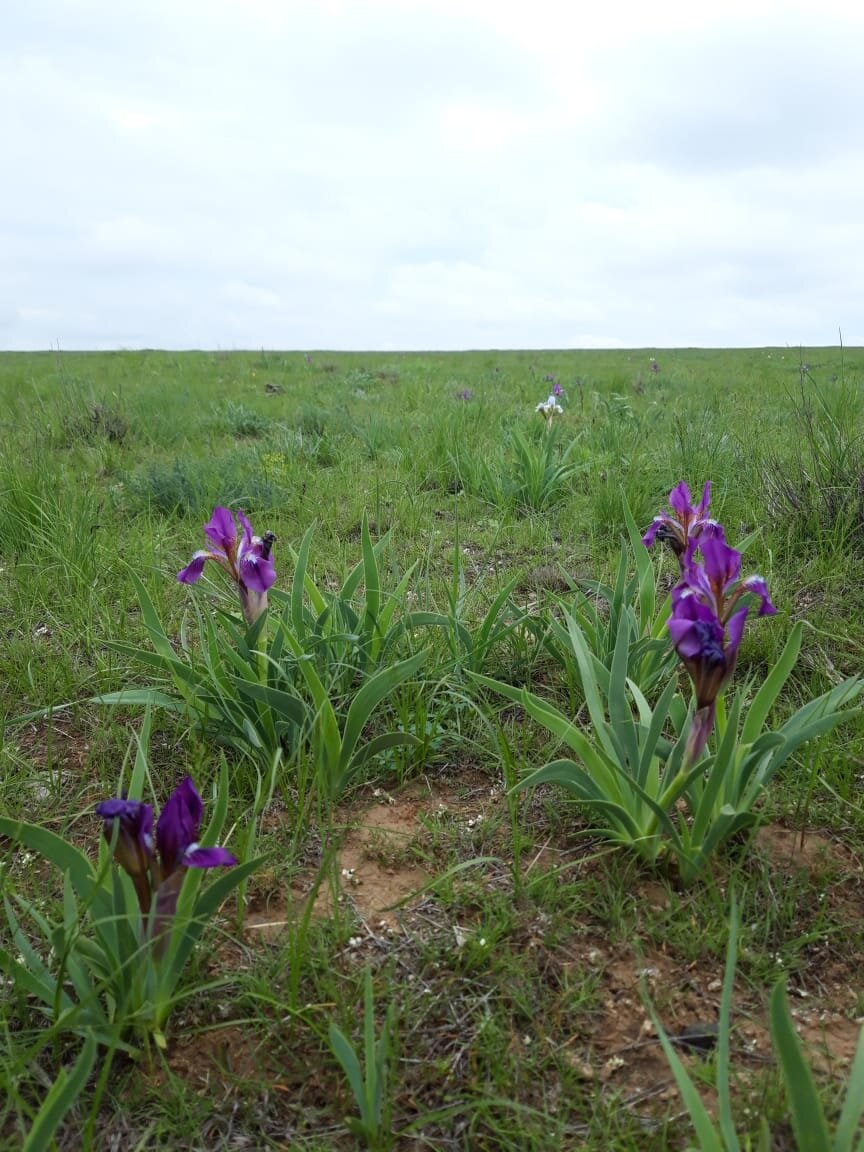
3, 0, 863, 350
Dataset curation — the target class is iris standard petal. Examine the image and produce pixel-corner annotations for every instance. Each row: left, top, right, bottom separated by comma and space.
204, 507, 238, 554
237, 508, 255, 552
668, 481, 694, 516
696, 481, 711, 518
697, 533, 742, 594
177, 551, 209, 584
156, 777, 203, 876
236, 510, 276, 593
697, 519, 724, 542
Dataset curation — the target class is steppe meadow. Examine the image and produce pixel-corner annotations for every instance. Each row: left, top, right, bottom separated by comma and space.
1, 346, 863, 1150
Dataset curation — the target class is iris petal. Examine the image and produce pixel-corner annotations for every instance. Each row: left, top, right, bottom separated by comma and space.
156, 777, 203, 877
725, 604, 749, 658
668, 481, 693, 515
183, 844, 238, 868
644, 481, 715, 563
177, 551, 208, 584
698, 534, 742, 592
204, 507, 238, 553
95, 797, 154, 880
237, 508, 255, 552
742, 575, 777, 616
696, 481, 711, 518
238, 549, 277, 593
642, 517, 664, 547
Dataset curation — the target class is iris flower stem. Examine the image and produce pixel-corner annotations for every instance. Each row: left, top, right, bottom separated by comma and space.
642, 773, 689, 851
714, 693, 727, 742
251, 638, 266, 686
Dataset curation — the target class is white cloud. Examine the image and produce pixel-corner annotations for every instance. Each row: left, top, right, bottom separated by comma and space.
17, 306, 58, 322
1, 0, 863, 349
108, 107, 163, 133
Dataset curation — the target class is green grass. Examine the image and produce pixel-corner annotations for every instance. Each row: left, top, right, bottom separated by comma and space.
1, 346, 863, 1150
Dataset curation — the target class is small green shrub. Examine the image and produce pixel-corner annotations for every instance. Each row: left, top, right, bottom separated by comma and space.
217, 401, 271, 439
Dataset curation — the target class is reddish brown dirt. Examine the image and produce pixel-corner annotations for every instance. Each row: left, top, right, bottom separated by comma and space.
16, 758, 845, 1142
244, 772, 498, 942
195, 779, 864, 1135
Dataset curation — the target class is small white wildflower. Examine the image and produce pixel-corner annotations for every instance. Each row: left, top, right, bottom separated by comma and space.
535, 395, 563, 420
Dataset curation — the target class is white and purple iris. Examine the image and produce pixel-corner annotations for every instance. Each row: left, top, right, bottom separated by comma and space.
536, 393, 564, 425
642, 480, 720, 564
96, 778, 236, 944
177, 506, 276, 627
667, 528, 776, 763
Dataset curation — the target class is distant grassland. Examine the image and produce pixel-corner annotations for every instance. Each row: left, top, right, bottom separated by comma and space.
2, 344, 863, 776
1, 345, 862, 695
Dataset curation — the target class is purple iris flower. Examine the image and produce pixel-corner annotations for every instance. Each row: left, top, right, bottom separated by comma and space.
668, 533, 776, 763
678, 532, 776, 623
669, 592, 745, 705
96, 797, 153, 876
456, 388, 473, 401
536, 394, 564, 424
96, 797, 155, 912
177, 506, 276, 627
155, 777, 237, 876
96, 777, 236, 938
668, 592, 748, 765
643, 480, 719, 564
